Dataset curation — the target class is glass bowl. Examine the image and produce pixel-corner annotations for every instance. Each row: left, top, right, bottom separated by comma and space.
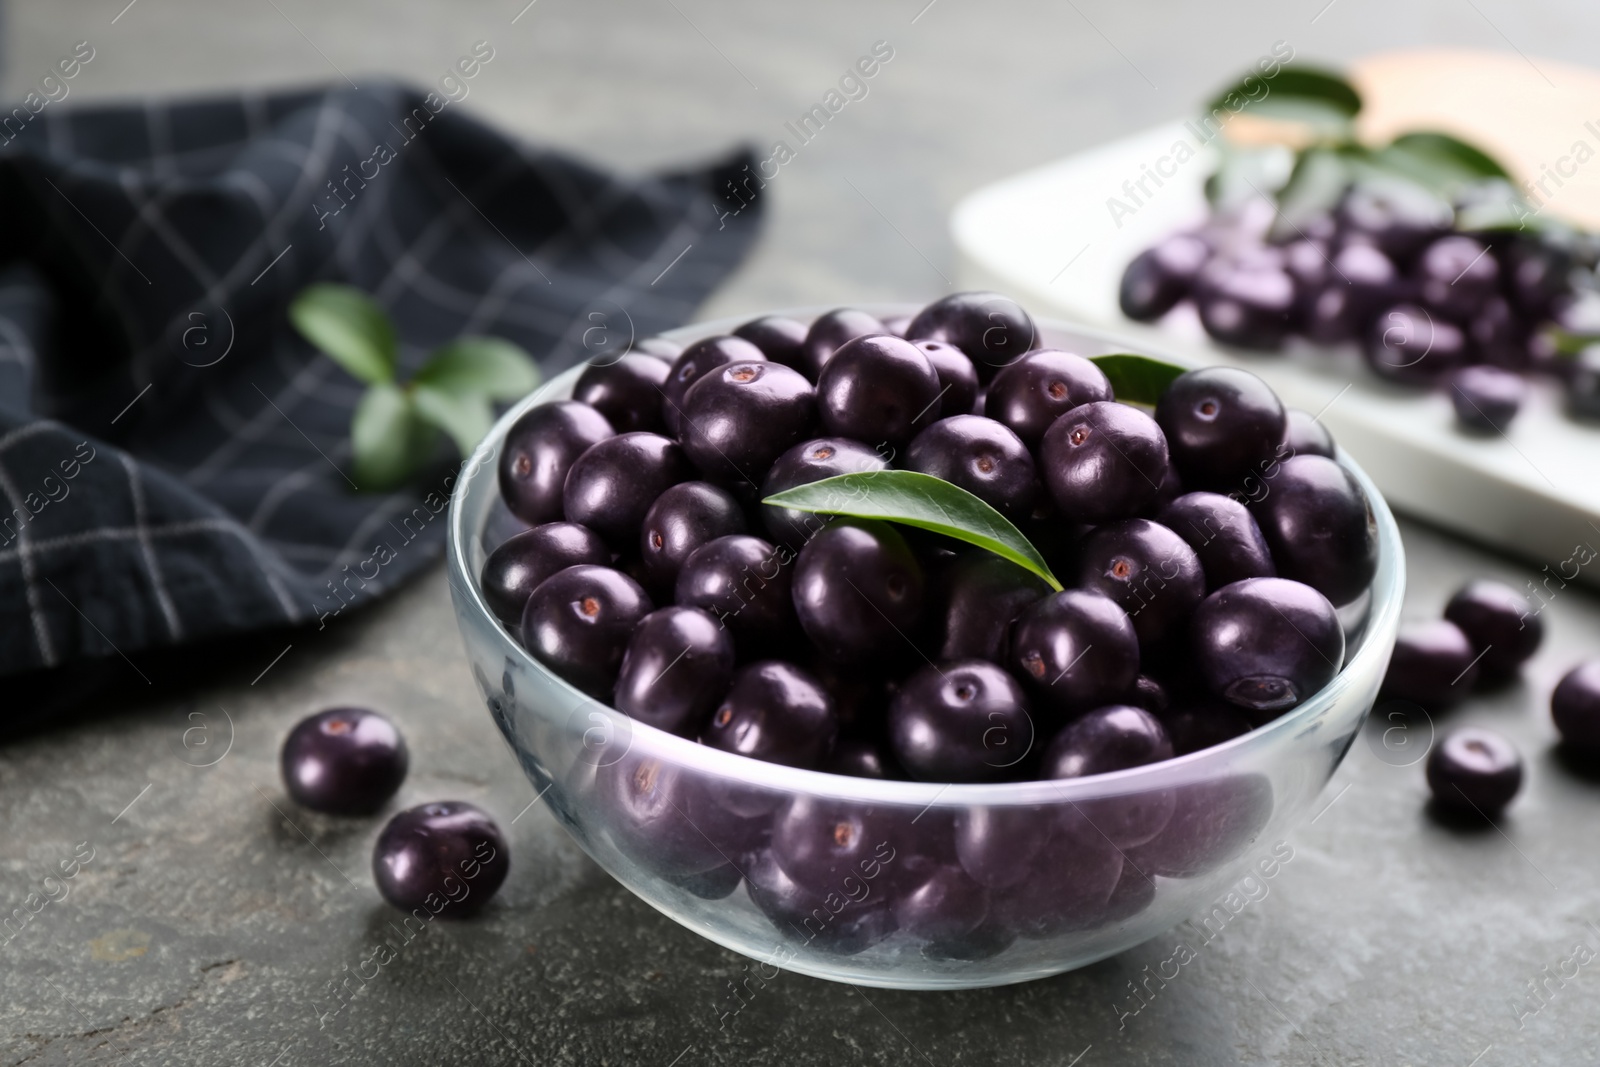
445, 306, 1404, 990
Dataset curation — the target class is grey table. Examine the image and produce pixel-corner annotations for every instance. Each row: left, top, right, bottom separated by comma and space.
5, 1, 1600, 1063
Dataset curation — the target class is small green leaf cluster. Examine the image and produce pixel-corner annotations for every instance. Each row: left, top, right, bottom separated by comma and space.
289, 284, 540, 491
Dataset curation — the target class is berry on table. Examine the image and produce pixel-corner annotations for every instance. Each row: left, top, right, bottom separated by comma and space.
282, 707, 409, 815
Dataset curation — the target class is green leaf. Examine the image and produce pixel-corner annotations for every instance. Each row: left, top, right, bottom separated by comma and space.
290, 284, 398, 385
1090, 353, 1186, 405
762, 470, 1062, 592
1205, 67, 1362, 136
1269, 146, 1354, 242
413, 337, 541, 401
412, 384, 494, 458
351, 383, 434, 491
1377, 131, 1511, 193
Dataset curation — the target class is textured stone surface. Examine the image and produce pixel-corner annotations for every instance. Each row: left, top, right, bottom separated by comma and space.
6, 1, 1600, 1064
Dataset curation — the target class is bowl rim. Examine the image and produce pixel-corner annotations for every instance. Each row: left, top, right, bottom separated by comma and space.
447, 304, 1406, 806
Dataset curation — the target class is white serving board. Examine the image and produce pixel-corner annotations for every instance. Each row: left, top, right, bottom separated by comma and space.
952, 120, 1600, 587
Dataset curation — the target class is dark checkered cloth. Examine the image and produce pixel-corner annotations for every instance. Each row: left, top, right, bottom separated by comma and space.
0, 81, 760, 690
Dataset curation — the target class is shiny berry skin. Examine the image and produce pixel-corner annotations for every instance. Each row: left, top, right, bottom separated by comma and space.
1381, 619, 1479, 709
372, 801, 508, 917
1338, 180, 1452, 264
678, 361, 815, 484
702, 661, 837, 769
1467, 297, 1529, 371
1039, 400, 1170, 524
281, 707, 409, 815
989, 826, 1123, 939
562, 432, 690, 547
1125, 774, 1272, 877
1444, 579, 1542, 675
1365, 304, 1469, 385
913, 340, 979, 417
1009, 589, 1141, 715
613, 607, 735, 736
1302, 242, 1402, 344
1449, 365, 1525, 433
816, 334, 942, 449
744, 848, 896, 956
936, 552, 1051, 662
983, 349, 1114, 449
1158, 492, 1276, 592
793, 520, 925, 663
1249, 454, 1378, 605
733, 315, 808, 370
1156, 367, 1286, 490
1191, 577, 1343, 713
1282, 408, 1336, 459
1553, 661, 1600, 753
905, 291, 1038, 382
770, 795, 924, 896
572, 354, 670, 435
498, 401, 613, 525
480, 522, 610, 627
799, 308, 887, 382
1284, 238, 1331, 325
906, 415, 1036, 520
521, 565, 653, 697
601, 756, 762, 878
639, 481, 746, 592
895, 863, 999, 956
1074, 519, 1205, 647
1042, 705, 1172, 777
888, 661, 1034, 783
1119, 234, 1209, 322
1043, 705, 1176, 847
953, 805, 1053, 889
1426, 728, 1522, 816
1417, 235, 1499, 321
1194, 261, 1295, 350
660, 335, 766, 435
759, 437, 889, 547
674, 535, 794, 649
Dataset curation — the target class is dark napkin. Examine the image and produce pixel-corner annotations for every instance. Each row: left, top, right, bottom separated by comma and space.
0, 81, 759, 689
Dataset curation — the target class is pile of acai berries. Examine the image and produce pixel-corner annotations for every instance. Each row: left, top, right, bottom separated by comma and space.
1119, 184, 1600, 432
480, 292, 1379, 786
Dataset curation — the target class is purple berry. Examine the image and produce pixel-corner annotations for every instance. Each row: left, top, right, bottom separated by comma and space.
1281, 408, 1336, 459
521, 565, 653, 697
573, 354, 671, 435
281, 707, 408, 815
913, 340, 980, 418
733, 315, 808, 370
1444, 579, 1542, 675
1417, 235, 1498, 321
1009, 589, 1141, 715
1120, 234, 1209, 322
702, 661, 836, 769
792, 521, 925, 663
1039, 400, 1170, 524
1191, 577, 1343, 714
1124, 775, 1273, 877
1074, 519, 1205, 648
799, 308, 887, 382
675, 535, 794, 649
678, 361, 815, 485
983, 349, 1113, 449
1427, 728, 1522, 816
1380, 619, 1479, 709
373, 801, 508, 917
613, 607, 735, 736
936, 552, 1051, 663
1158, 492, 1276, 592
1249, 454, 1377, 605
1194, 260, 1295, 350
480, 522, 610, 627
906, 415, 1036, 521
888, 660, 1034, 783
905, 291, 1037, 382
661, 335, 767, 435
639, 481, 747, 593
562, 432, 690, 547
1155, 367, 1286, 491
498, 401, 613, 526
1553, 660, 1600, 754
816, 334, 942, 449
1365, 304, 1469, 385
1449, 365, 1525, 433
759, 437, 889, 547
